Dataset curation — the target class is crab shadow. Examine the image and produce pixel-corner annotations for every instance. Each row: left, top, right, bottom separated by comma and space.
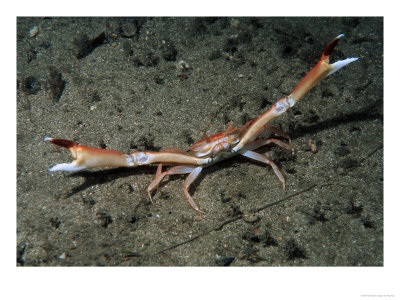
63, 166, 155, 198
290, 100, 382, 139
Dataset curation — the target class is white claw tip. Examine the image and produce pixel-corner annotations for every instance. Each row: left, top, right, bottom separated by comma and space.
336, 34, 345, 39
44, 137, 53, 142
49, 163, 85, 172
326, 57, 359, 77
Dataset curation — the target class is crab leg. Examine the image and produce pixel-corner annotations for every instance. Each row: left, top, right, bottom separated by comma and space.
233, 34, 358, 152
147, 163, 164, 203
238, 137, 294, 190
183, 167, 204, 213
263, 125, 291, 143
147, 165, 204, 213
241, 150, 286, 190
241, 138, 294, 153
45, 137, 210, 172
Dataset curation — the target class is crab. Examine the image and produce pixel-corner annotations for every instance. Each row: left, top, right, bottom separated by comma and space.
45, 34, 358, 213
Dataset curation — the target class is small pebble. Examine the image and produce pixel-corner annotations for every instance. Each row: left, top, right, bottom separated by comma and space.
307, 139, 318, 153
176, 60, 191, 72
216, 255, 235, 266
120, 23, 137, 38
29, 25, 39, 38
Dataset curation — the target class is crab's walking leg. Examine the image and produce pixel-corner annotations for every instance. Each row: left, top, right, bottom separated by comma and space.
241, 150, 286, 190
147, 165, 204, 213
240, 137, 293, 189
147, 163, 163, 203
233, 34, 358, 152
243, 138, 294, 153
183, 167, 204, 213
264, 125, 291, 143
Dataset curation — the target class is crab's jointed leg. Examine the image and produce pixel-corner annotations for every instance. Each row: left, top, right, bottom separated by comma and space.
238, 137, 294, 190
242, 138, 294, 154
241, 150, 286, 190
147, 163, 164, 203
263, 125, 292, 143
147, 165, 204, 213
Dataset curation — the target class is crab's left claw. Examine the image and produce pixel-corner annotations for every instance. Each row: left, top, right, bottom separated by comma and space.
44, 137, 132, 171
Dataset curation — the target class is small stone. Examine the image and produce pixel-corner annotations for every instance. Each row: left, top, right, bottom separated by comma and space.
216, 256, 235, 266
176, 60, 191, 72
120, 22, 137, 38
29, 25, 38, 38
307, 139, 318, 153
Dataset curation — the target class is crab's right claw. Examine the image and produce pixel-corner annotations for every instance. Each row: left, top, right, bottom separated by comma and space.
322, 34, 359, 77
289, 34, 359, 104
44, 137, 132, 172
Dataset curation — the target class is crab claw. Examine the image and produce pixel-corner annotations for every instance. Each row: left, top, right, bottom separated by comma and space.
322, 34, 359, 77
289, 34, 359, 104
44, 137, 132, 171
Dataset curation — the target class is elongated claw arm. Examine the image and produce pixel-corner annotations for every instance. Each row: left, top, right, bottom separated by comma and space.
233, 34, 358, 152
45, 137, 210, 172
